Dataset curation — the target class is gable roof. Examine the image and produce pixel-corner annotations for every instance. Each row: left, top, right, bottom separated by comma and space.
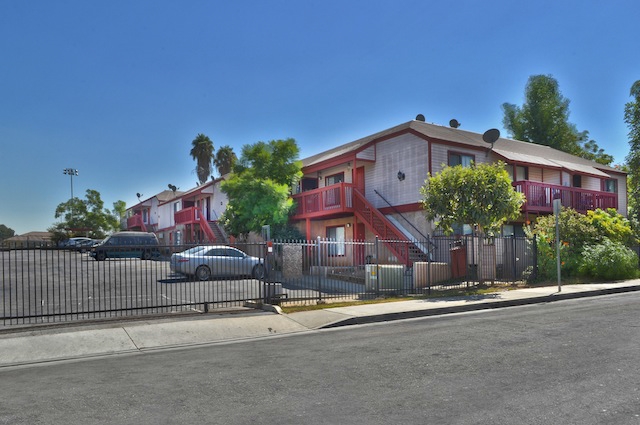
302, 120, 623, 177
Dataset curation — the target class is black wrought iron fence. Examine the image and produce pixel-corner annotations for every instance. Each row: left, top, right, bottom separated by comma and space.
269, 235, 536, 303
1, 236, 536, 326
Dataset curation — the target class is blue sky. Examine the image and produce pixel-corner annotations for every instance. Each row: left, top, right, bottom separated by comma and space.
1, 1, 639, 235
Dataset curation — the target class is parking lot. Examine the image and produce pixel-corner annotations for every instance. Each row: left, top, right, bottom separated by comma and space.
1, 249, 266, 325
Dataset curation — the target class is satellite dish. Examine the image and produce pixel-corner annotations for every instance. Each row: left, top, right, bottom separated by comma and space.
415, 114, 425, 122
449, 119, 460, 128
482, 128, 500, 145
136, 193, 142, 200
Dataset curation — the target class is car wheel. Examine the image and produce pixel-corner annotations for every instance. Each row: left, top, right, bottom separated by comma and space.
141, 250, 152, 260
96, 252, 106, 261
196, 265, 211, 281
252, 264, 265, 279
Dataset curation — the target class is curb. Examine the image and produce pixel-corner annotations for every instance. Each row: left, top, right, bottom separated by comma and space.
320, 285, 640, 328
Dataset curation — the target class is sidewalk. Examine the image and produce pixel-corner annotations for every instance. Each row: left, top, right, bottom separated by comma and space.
1, 281, 639, 368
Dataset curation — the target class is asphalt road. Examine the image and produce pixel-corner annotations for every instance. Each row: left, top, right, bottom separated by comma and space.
1, 292, 639, 424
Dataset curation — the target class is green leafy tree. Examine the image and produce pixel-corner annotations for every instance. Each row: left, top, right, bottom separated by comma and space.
0, 224, 15, 241
421, 161, 524, 282
190, 133, 215, 185
503, 75, 613, 165
49, 189, 123, 240
213, 145, 237, 176
420, 161, 524, 236
112, 200, 127, 228
625, 80, 640, 222
220, 138, 303, 238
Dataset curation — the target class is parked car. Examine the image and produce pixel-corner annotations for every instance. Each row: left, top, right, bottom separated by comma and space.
63, 237, 95, 252
90, 231, 160, 261
170, 245, 265, 280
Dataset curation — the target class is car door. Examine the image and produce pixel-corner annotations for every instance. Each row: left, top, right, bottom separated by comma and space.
225, 247, 248, 276
204, 247, 228, 277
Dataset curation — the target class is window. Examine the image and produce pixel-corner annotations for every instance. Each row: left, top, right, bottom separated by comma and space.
604, 179, 618, 193
451, 224, 473, 236
448, 152, 474, 167
325, 172, 344, 186
507, 165, 528, 181
572, 174, 582, 188
326, 226, 346, 256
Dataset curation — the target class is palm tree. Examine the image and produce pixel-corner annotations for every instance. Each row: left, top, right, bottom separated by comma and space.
190, 134, 215, 185
214, 145, 237, 176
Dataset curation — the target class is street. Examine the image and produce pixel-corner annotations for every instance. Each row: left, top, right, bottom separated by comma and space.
1, 292, 640, 424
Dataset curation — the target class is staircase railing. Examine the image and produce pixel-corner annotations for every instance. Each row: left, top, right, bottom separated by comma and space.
352, 190, 426, 266
373, 190, 429, 240
197, 208, 217, 242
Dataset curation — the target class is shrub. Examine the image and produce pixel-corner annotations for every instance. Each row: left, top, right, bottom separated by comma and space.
578, 238, 639, 281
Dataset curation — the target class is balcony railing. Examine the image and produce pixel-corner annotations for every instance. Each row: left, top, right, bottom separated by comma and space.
174, 206, 201, 225
291, 183, 354, 219
514, 180, 617, 214
126, 214, 147, 231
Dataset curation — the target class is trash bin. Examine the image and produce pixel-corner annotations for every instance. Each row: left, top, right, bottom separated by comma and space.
450, 246, 467, 278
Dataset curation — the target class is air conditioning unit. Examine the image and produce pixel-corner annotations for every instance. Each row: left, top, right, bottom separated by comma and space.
365, 264, 405, 291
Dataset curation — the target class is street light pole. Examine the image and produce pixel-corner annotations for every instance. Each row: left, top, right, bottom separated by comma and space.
63, 168, 79, 224
63, 168, 78, 200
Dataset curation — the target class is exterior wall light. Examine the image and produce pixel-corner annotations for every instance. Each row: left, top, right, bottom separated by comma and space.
397, 171, 405, 181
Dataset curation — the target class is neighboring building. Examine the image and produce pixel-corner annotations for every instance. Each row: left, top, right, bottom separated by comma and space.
2, 232, 53, 249
290, 118, 626, 266
124, 178, 228, 245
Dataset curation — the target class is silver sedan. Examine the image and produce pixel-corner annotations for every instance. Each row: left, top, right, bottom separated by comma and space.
170, 245, 266, 281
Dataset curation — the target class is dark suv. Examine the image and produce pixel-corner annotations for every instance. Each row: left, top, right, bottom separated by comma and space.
90, 231, 160, 261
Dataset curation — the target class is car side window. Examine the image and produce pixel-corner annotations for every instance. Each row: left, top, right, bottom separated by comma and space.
205, 248, 226, 256
226, 249, 244, 258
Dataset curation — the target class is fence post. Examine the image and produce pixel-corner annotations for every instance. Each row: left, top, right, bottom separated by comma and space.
316, 236, 322, 303
375, 236, 380, 296
511, 235, 517, 284
427, 234, 431, 296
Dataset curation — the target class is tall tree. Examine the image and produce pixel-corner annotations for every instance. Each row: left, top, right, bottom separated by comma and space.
503, 75, 613, 165
49, 189, 123, 240
190, 133, 215, 185
214, 145, 237, 176
220, 138, 302, 238
625, 80, 640, 222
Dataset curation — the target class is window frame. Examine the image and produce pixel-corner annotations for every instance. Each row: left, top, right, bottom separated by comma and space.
326, 225, 346, 257
325, 172, 345, 186
448, 151, 475, 167
603, 178, 618, 193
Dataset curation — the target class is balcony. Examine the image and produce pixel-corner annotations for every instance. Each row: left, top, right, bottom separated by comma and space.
291, 183, 355, 219
127, 214, 147, 231
174, 206, 202, 225
514, 181, 617, 214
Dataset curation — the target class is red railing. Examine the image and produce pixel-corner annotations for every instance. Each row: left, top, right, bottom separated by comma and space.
291, 183, 354, 219
174, 206, 199, 225
126, 214, 147, 232
514, 181, 617, 214
352, 190, 427, 267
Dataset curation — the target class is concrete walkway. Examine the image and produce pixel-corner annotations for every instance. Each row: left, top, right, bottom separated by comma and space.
2, 280, 639, 368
